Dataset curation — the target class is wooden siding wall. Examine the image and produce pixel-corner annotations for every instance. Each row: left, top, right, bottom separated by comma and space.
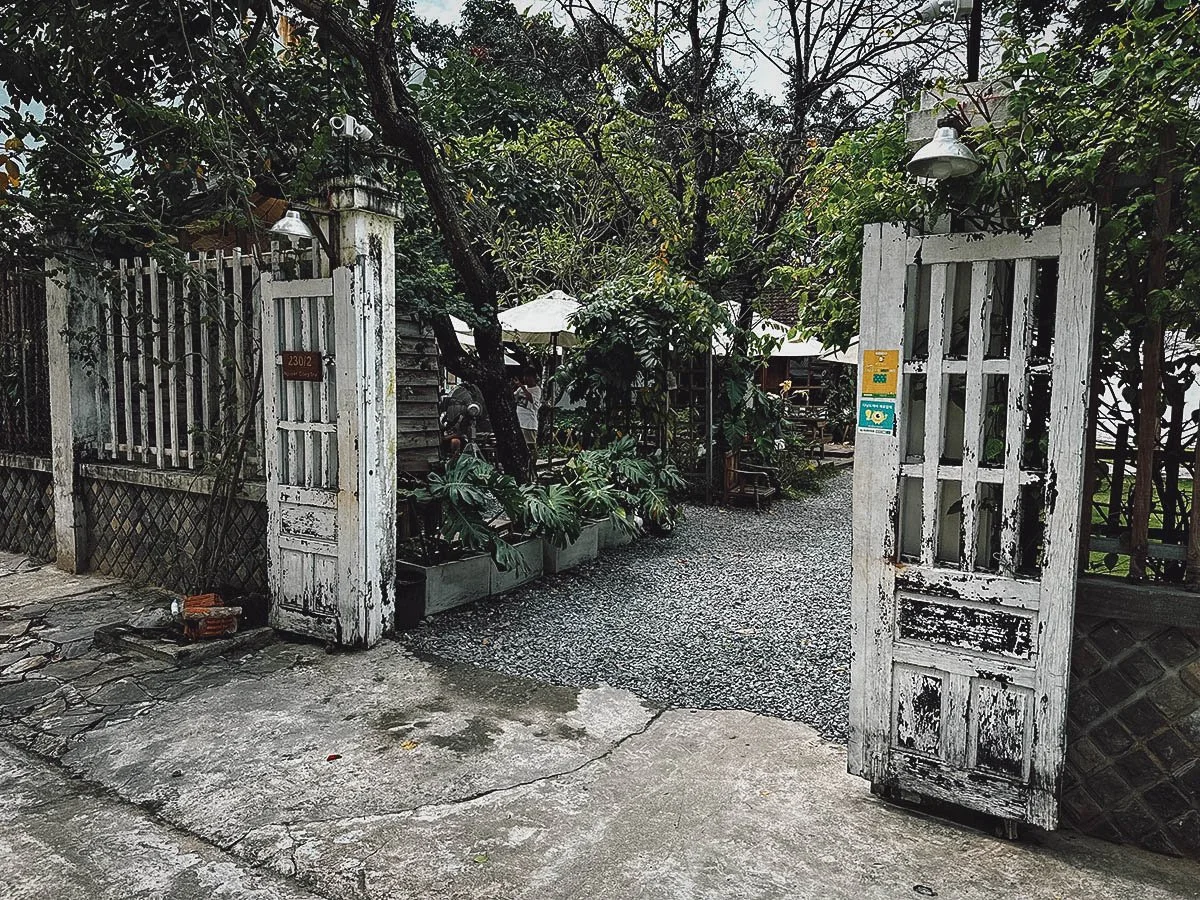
396, 314, 440, 474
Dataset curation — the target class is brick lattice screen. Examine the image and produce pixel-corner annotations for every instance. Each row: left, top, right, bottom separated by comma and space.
0, 463, 54, 561
81, 475, 267, 595
1063, 614, 1200, 857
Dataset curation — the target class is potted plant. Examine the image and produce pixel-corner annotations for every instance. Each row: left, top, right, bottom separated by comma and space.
396, 454, 526, 623
512, 480, 585, 578
489, 528, 544, 595
561, 436, 687, 550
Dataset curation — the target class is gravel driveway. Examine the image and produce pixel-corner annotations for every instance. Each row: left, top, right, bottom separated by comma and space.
402, 467, 853, 741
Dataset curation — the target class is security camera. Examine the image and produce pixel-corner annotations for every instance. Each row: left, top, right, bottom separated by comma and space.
329, 113, 374, 142
918, 0, 971, 23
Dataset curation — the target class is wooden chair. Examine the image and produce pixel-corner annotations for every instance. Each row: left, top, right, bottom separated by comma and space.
722, 451, 780, 510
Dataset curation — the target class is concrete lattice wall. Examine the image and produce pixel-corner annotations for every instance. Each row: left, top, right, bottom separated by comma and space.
1063, 614, 1200, 857
0, 458, 54, 562
79, 470, 268, 597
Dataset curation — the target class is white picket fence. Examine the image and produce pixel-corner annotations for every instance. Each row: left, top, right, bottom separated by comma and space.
92, 244, 329, 476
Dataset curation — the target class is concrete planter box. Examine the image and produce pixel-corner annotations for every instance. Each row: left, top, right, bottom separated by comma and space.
397, 552, 492, 621
543, 521, 600, 574
490, 537, 544, 595
597, 516, 634, 551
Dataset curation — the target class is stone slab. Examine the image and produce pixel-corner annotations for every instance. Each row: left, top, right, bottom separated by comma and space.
35, 640, 1200, 900
0, 620, 31, 641
0, 553, 119, 609
93, 624, 275, 667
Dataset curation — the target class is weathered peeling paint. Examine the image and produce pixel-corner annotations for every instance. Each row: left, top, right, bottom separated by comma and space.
894, 668, 943, 755
898, 597, 1033, 659
974, 681, 1029, 780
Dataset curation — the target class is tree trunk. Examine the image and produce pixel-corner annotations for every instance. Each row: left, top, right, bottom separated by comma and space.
1129, 132, 1175, 581
477, 374, 530, 481
290, 0, 530, 480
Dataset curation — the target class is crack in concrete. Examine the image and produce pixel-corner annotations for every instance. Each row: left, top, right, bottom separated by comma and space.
403, 706, 668, 816
0, 736, 338, 898
3, 650, 310, 757
4, 692, 668, 900
4, 606, 668, 900
222, 707, 668, 870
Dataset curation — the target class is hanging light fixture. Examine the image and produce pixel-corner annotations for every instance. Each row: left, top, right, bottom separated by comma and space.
269, 209, 314, 243
907, 125, 982, 180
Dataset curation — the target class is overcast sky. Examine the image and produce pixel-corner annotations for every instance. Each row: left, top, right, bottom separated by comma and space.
414, 0, 798, 97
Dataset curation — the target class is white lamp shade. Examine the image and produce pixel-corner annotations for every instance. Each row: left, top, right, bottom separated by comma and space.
269, 209, 314, 241
907, 126, 982, 180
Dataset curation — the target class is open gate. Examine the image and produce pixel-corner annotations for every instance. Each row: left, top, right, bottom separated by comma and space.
849, 208, 1097, 828
261, 269, 351, 642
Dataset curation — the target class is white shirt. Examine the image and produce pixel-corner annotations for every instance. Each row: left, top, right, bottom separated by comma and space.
515, 385, 541, 430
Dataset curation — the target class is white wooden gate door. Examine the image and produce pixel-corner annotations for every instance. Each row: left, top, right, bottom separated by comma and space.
849, 208, 1097, 829
262, 270, 350, 642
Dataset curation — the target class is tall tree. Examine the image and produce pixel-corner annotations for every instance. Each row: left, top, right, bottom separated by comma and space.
1, 0, 550, 479
286, 0, 540, 478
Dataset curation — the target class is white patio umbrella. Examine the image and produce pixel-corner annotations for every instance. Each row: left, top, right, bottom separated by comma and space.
819, 336, 859, 366
449, 315, 474, 346
497, 290, 581, 347
448, 315, 518, 364
712, 302, 828, 358
773, 333, 831, 358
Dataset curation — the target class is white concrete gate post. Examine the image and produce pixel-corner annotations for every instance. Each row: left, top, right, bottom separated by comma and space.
329, 179, 401, 647
45, 248, 101, 574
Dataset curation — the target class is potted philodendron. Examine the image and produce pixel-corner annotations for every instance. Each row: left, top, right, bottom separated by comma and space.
563, 451, 632, 555
396, 454, 528, 623
532, 467, 603, 575
559, 436, 687, 553
488, 480, 579, 595
511, 480, 584, 579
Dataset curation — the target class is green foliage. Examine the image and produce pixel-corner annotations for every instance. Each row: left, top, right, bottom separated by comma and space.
777, 435, 821, 499
976, 3, 1200, 347
401, 436, 686, 566
714, 311, 795, 462
779, 2, 1200, 365
561, 436, 687, 533
484, 117, 665, 298
823, 365, 856, 442
517, 482, 582, 549
562, 271, 720, 443
405, 453, 522, 571
0, 2, 365, 258
771, 117, 929, 349
702, 151, 788, 285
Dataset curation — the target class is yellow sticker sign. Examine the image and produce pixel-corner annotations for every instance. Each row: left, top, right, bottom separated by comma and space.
861, 349, 899, 398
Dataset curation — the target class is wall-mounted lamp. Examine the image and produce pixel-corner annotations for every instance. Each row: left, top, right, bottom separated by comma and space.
269, 209, 314, 243
907, 125, 981, 180
330, 114, 374, 142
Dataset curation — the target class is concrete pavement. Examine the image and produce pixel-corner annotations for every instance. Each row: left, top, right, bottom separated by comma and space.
0, 741, 321, 899
3, 553, 1200, 899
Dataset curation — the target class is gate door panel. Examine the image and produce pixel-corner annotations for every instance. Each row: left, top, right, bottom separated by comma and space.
262, 270, 348, 642
849, 209, 1097, 828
